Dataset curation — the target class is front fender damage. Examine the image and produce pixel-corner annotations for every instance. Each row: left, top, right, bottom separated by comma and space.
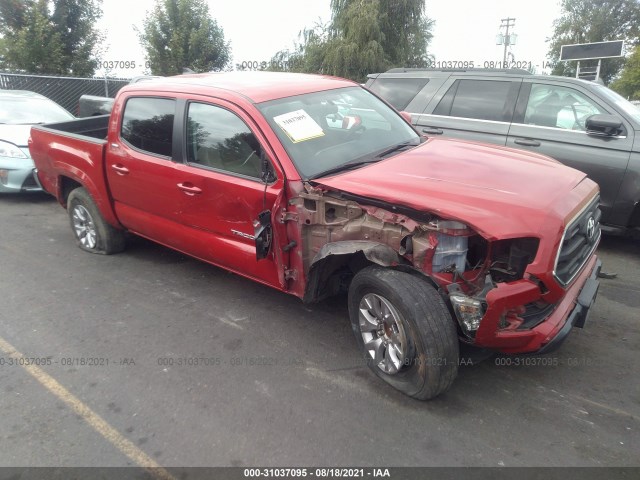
304, 241, 404, 302
290, 184, 548, 349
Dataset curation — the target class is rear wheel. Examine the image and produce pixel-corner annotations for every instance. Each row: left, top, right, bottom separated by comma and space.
67, 187, 125, 254
348, 266, 459, 400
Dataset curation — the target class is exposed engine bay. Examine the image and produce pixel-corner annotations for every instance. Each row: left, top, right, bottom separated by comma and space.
294, 185, 541, 338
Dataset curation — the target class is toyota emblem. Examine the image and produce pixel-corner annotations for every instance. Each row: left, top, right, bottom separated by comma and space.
586, 216, 596, 240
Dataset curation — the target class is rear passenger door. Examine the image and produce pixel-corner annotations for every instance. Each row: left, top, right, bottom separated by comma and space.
106, 95, 183, 239
506, 81, 633, 224
418, 77, 522, 146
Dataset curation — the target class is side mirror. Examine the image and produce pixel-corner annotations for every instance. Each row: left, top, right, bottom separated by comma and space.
254, 210, 272, 260
586, 114, 624, 137
399, 111, 413, 124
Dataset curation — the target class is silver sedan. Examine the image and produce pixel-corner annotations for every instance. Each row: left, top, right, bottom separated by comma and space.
0, 90, 74, 193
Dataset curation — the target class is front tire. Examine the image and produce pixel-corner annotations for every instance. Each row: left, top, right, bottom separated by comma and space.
67, 187, 125, 255
348, 266, 459, 400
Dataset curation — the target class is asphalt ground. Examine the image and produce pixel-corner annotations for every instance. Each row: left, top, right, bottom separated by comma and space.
0, 192, 638, 471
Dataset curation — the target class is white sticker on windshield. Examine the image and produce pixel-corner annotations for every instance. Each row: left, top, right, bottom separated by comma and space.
273, 109, 325, 143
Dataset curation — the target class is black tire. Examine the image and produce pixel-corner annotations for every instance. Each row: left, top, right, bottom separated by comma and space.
67, 187, 125, 255
348, 266, 459, 400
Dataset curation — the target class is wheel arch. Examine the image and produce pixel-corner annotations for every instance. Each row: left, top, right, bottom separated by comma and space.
58, 175, 83, 206
57, 174, 121, 229
302, 241, 438, 303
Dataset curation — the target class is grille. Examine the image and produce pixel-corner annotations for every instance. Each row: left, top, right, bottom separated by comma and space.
554, 195, 601, 286
517, 302, 557, 330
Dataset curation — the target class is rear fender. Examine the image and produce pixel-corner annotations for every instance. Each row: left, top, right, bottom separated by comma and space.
57, 172, 121, 228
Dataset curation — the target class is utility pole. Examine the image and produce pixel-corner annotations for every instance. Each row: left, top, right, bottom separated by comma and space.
497, 18, 516, 65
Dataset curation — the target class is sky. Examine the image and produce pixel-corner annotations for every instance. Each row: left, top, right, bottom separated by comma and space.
97, 0, 563, 78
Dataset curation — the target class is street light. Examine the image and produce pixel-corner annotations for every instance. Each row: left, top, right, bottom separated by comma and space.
496, 18, 516, 65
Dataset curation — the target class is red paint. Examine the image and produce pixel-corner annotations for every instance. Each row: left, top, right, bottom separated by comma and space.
30, 72, 600, 354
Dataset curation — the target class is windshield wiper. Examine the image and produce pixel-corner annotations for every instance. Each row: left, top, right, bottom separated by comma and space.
311, 140, 421, 179
311, 159, 382, 179
375, 140, 419, 159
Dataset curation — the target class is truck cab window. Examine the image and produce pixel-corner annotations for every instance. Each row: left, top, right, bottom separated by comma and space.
186, 102, 262, 179
121, 97, 175, 157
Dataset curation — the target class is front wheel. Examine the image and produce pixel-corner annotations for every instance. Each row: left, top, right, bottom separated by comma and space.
67, 187, 125, 254
348, 266, 459, 400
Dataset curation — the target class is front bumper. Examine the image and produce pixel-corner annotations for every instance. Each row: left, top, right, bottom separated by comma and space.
473, 255, 601, 354
0, 155, 42, 193
534, 258, 600, 354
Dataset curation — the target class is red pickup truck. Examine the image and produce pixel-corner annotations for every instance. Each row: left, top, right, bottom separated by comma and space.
29, 72, 602, 399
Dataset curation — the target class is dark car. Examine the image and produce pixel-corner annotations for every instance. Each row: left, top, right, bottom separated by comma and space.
366, 68, 640, 236
77, 76, 163, 117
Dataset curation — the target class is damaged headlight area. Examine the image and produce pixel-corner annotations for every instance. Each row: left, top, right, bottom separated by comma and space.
442, 237, 539, 337
407, 219, 485, 276
295, 188, 544, 339
449, 294, 485, 336
488, 237, 540, 283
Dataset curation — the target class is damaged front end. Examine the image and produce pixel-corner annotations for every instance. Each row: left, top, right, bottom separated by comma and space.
289, 184, 599, 354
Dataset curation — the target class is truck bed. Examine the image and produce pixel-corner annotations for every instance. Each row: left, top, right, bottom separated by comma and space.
29, 116, 120, 228
36, 115, 110, 141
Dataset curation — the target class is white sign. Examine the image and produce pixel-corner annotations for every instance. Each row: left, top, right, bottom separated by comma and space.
273, 109, 325, 143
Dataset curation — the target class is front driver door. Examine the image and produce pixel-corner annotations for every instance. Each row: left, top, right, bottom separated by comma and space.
171, 99, 288, 289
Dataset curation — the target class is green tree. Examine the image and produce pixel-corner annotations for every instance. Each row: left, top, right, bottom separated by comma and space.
0, 0, 103, 75
611, 45, 640, 99
332, 0, 433, 69
263, 21, 330, 74
139, 0, 231, 76
51, 0, 104, 75
267, 0, 433, 82
547, 0, 640, 84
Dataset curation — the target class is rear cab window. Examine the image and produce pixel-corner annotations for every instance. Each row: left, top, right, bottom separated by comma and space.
120, 97, 175, 157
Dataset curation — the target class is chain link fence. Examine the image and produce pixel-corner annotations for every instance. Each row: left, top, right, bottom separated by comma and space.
0, 72, 130, 114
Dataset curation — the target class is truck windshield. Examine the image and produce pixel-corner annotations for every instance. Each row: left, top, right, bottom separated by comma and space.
257, 87, 420, 179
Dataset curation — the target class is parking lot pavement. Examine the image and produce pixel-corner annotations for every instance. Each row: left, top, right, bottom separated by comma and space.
0, 193, 639, 468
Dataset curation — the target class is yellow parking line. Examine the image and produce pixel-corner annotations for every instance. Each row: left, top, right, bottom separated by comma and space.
0, 336, 176, 480
569, 393, 636, 418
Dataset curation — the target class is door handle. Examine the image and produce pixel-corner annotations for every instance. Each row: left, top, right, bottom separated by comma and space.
514, 138, 541, 147
177, 182, 202, 195
422, 127, 444, 135
111, 164, 129, 175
